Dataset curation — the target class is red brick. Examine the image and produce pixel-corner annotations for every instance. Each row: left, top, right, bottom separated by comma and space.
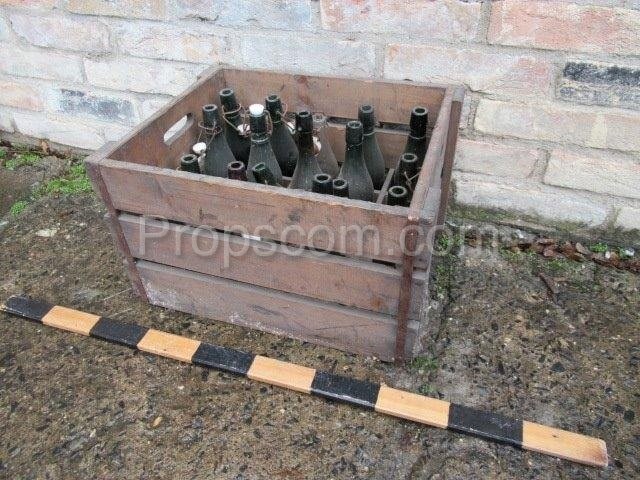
321, 0, 481, 41
489, 1, 640, 55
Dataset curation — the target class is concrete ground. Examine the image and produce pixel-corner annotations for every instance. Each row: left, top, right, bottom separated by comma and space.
0, 146, 638, 479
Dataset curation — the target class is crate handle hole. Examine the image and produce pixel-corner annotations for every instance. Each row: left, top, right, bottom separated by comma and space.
163, 113, 194, 146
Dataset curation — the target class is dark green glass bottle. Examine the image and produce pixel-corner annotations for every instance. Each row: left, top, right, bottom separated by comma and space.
219, 88, 250, 164
247, 104, 283, 184
265, 94, 298, 177
180, 153, 200, 173
252, 162, 279, 186
202, 104, 235, 177
312, 113, 340, 178
338, 121, 374, 202
227, 160, 246, 181
332, 178, 349, 197
387, 185, 410, 207
393, 152, 418, 191
358, 105, 385, 189
404, 106, 428, 167
312, 173, 332, 194
289, 111, 322, 191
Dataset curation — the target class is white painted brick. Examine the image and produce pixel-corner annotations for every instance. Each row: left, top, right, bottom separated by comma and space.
454, 172, 610, 226
0, 43, 83, 82
475, 99, 640, 153
115, 22, 234, 63
241, 33, 375, 77
320, 0, 482, 41
615, 206, 640, 230
173, 0, 312, 30
0, 108, 15, 133
103, 123, 131, 143
44, 87, 139, 125
13, 111, 105, 149
2, 0, 57, 10
141, 96, 171, 119
66, 0, 167, 20
544, 149, 640, 200
455, 139, 539, 178
0, 79, 43, 110
9, 14, 110, 53
384, 44, 553, 97
0, 15, 11, 42
84, 57, 205, 96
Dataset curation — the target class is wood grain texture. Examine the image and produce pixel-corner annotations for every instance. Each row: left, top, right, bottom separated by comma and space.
41, 306, 100, 335
437, 87, 464, 226
119, 214, 425, 317
97, 159, 414, 263
522, 421, 608, 468
137, 260, 418, 361
222, 69, 445, 126
375, 385, 450, 429
248, 355, 316, 393
136, 329, 201, 363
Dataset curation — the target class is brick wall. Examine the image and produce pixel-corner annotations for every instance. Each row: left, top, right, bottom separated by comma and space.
0, 0, 639, 233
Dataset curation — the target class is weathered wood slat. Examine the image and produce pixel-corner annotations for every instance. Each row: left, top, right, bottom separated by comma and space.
137, 260, 418, 361
95, 158, 416, 264
119, 214, 425, 317
222, 69, 445, 126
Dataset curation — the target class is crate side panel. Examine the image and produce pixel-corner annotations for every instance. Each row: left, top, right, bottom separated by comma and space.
137, 260, 417, 361
98, 160, 414, 263
120, 214, 424, 316
222, 69, 444, 126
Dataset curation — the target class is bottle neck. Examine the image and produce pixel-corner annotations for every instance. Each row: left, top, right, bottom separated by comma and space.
345, 142, 364, 163
298, 131, 315, 156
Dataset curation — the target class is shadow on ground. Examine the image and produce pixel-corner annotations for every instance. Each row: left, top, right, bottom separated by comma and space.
0, 154, 638, 479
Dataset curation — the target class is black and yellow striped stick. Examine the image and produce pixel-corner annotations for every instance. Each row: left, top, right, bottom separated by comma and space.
1, 295, 608, 468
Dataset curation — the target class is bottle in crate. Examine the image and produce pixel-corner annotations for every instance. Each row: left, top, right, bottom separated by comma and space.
227, 160, 247, 181
404, 106, 428, 167
393, 152, 418, 193
332, 178, 349, 197
312, 173, 333, 194
202, 104, 235, 177
252, 162, 279, 186
265, 94, 298, 177
338, 121, 374, 202
358, 105, 385, 189
180, 154, 200, 173
289, 111, 322, 191
219, 88, 251, 164
387, 185, 410, 207
312, 113, 340, 178
247, 104, 283, 184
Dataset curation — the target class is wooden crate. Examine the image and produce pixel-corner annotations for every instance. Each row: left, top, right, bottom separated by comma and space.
85, 67, 464, 362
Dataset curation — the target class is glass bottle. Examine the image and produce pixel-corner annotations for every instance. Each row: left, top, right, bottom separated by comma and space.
289, 111, 322, 191
387, 185, 410, 207
338, 121, 374, 202
312, 113, 340, 178
227, 160, 246, 181
332, 178, 349, 197
201, 104, 235, 177
246, 104, 283, 184
265, 94, 298, 177
393, 152, 418, 192
180, 154, 199, 173
219, 87, 251, 164
404, 106, 429, 167
252, 162, 279, 186
312, 173, 332, 194
358, 105, 385, 189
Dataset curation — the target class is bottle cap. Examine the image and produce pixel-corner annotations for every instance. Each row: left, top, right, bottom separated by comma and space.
249, 104, 264, 116
345, 120, 363, 145
358, 105, 376, 133
192, 142, 207, 155
409, 106, 428, 136
296, 110, 313, 134
202, 104, 220, 128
